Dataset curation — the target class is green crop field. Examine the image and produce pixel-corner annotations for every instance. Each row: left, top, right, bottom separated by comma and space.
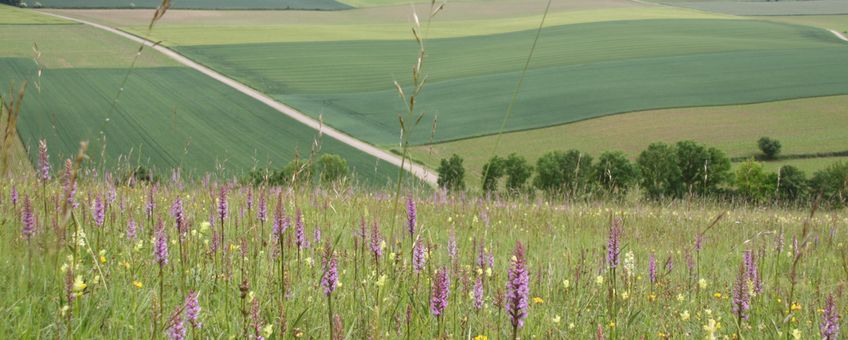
171, 19, 848, 146
666, 0, 848, 15
759, 15, 848, 35
27, 0, 351, 10
0, 8, 400, 185
408, 95, 848, 182
0, 3, 70, 23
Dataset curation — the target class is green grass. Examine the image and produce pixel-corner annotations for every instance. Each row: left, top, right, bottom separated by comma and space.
28, 0, 351, 10
758, 15, 848, 35
0, 24, 177, 68
2, 58, 399, 184
743, 156, 848, 174
667, 0, 848, 15
172, 19, 848, 146
124, 8, 730, 45
0, 4, 71, 24
2, 169, 845, 338
408, 95, 848, 183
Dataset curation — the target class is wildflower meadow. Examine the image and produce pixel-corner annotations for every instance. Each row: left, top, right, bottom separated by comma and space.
0, 140, 845, 339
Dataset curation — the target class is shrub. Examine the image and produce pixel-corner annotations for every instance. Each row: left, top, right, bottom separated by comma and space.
775, 165, 808, 203
735, 160, 774, 203
481, 156, 505, 193
317, 154, 349, 185
637, 143, 682, 200
280, 158, 314, 185
533, 150, 593, 196
810, 161, 848, 207
437, 154, 466, 191
757, 137, 781, 160
503, 153, 533, 195
593, 151, 638, 196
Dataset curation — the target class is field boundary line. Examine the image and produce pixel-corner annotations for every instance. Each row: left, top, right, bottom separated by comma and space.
36, 10, 438, 186
829, 29, 848, 42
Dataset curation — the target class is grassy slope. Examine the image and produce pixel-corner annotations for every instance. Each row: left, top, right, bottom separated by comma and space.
757, 15, 848, 35
0, 10, 400, 184
666, 0, 848, 15
30, 0, 350, 10
173, 19, 848, 146
0, 3, 69, 24
408, 95, 848, 182
118, 8, 729, 44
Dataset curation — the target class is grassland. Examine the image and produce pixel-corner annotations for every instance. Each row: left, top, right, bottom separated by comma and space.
667, 0, 848, 16
0, 8, 400, 184
0, 3, 70, 24
109, 8, 730, 44
165, 19, 848, 146
29, 0, 351, 10
408, 95, 848, 182
759, 15, 848, 35
2, 167, 846, 338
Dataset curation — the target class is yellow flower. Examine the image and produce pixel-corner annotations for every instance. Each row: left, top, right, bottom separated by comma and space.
552, 315, 561, 324
262, 324, 274, 338
677, 293, 685, 302
680, 310, 690, 321
698, 278, 708, 289
562, 279, 570, 289
473, 336, 488, 340
375, 274, 387, 287
99, 255, 107, 264
621, 291, 629, 300
790, 302, 802, 312
791, 329, 801, 339
648, 293, 657, 302
532, 297, 544, 304
713, 292, 722, 299
72, 275, 86, 293
595, 275, 604, 286
133, 281, 143, 288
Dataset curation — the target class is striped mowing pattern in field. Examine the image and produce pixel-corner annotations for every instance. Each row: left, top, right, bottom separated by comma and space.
173, 19, 848, 146
28, 0, 351, 10
1, 58, 400, 184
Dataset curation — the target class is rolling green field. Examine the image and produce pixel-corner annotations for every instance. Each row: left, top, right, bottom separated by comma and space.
667, 0, 848, 15
172, 19, 848, 146
759, 15, 848, 35
27, 0, 351, 10
0, 8, 400, 184
408, 95, 848, 182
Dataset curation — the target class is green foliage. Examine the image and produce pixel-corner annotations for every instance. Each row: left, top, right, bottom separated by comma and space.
30, 0, 350, 10
675, 141, 731, 195
735, 160, 775, 203
533, 150, 593, 196
317, 154, 349, 185
637, 143, 682, 200
758, 137, 782, 160
503, 153, 533, 195
437, 154, 466, 191
593, 151, 638, 197
481, 156, 505, 193
776, 165, 808, 203
810, 161, 848, 207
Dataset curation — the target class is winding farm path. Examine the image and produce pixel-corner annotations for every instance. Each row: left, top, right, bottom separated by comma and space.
38, 10, 439, 185
829, 29, 848, 42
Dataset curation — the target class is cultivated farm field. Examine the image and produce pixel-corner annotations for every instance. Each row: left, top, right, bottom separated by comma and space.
0, 5, 399, 185
26, 0, 351, 10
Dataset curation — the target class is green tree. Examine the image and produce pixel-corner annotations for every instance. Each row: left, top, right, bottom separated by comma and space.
810, 161, 848, 207
775, 165, 808, 203
637, 143, 682, 200
735, 160, 774, 203
437, 154, 466, 191
533, 150, 593, 196
481, 156, 505, 193
317, 154, 349, 185
757, 137, 782, 160
675, 141, 731, 196
503, 153, 533, 194
593, 151, 638, 196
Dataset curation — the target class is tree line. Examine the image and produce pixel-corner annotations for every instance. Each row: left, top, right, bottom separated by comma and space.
436, 138, 848, 207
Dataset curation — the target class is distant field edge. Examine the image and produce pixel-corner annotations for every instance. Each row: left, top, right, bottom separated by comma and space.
417, 93, 848, 148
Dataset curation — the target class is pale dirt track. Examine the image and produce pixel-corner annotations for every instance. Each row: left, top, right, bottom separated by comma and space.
37, 10, 439, 186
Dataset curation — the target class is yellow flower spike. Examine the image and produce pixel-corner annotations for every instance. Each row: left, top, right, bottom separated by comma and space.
72, 275, 86, 293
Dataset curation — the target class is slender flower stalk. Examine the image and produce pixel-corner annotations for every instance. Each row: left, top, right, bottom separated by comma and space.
322, 249, 338, 340
21, 194, 35, 240
430, 267, 450, 320
38, 139, 49, 182
185, 291, 201, 329
413, 240, 426, 274
506, 241, 529, 339
820, 293, 840, 340
648, 253, 657, 284
126, 217, 137, 241
406, 195, 416, 238
93, 195, 105, 227
731, 262, 750, 338
473, 276, 484, 311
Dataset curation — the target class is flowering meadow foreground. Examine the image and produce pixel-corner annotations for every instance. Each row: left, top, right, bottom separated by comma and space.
1, 154, 846, 339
